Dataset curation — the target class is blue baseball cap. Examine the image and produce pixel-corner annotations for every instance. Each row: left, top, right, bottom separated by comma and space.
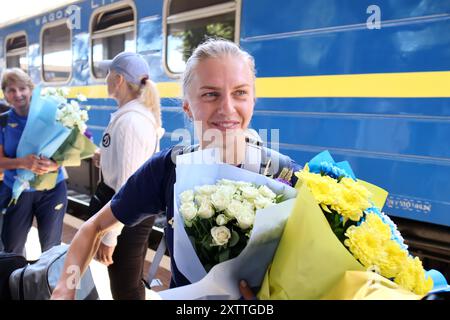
99, 52, 150, 85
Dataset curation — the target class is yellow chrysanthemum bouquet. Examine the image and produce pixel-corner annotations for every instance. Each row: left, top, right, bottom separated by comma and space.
258, 151, 443, 299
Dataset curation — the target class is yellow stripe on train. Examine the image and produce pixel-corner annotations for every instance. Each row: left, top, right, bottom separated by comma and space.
1, 71, 449, 99
255, 71, 450, 98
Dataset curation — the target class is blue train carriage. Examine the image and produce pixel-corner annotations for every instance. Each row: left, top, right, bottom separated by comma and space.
0, 0, 449, 274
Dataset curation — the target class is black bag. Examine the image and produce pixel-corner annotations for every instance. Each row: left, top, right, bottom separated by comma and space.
0, 252, 27, 300
88, 180, 115, 216
9, 244, 98, 300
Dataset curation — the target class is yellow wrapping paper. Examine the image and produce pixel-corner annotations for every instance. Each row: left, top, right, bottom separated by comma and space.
257, 178, 410, 300
322, 271, 422, 300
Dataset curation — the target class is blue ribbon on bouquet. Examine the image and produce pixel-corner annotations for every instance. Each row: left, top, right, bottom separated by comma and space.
11, 86, 71, 204
308, 150, 356, 180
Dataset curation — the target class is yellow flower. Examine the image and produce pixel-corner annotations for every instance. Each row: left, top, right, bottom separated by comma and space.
344, 214, 407, 278
297, 166, 372, 222
395, 256, 434, 295
331, 178, 371, 221
296, 170, 339, 207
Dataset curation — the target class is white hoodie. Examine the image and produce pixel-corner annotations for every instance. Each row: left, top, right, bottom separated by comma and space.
100, 99, 164, 246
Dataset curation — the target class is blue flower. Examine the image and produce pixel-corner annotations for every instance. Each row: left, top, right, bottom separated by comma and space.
319, 161, 351, 179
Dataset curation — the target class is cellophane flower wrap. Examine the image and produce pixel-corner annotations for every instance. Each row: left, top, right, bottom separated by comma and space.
10, 86, 96, 206
258, 150, 446, 300
157, 148, 297, 300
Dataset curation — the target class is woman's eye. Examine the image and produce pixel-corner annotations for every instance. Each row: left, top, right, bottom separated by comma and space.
202, 92, 219, 99
234, 90, 247, 97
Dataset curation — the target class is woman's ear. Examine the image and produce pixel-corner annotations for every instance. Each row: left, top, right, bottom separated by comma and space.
183, 100, 193, 120
115, 73, 125, 88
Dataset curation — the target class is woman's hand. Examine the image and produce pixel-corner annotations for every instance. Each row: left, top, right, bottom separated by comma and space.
40, 156, 59, 172
21, 155, 59, 174
95, 243, 116, 266
239, 280, 256, 300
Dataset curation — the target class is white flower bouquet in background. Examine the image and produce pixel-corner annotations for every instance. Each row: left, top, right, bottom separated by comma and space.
158, 149, 297, 300
10, 86, 96, 206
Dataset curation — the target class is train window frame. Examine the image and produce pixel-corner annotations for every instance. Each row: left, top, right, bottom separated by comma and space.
4, 31, 28, 73
162, 0, 242, 79
89, 1, 137, 82
40, 20, 73, 85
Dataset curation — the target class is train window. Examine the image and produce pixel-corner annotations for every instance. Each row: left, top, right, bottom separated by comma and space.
42, 23, 71, 83
5, 33, 28, 72
91, 5, 135, 79
164, 0, 238, 75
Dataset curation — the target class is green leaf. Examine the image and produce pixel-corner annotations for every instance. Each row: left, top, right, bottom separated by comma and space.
275, 194, 285, 204
229, 230, 239, 247
218, 249, 230, 263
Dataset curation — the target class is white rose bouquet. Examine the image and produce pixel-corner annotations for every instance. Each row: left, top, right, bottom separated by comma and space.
179, 179, 283, 271
158, 149, 297, 300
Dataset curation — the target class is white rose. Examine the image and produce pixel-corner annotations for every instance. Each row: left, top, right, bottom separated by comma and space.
80, 110, 89, 122
65, 104, 74, 114
197, 201, 214, 219
179, 201, 197, 221
211, 186, 234, 211
232, 193, 243, 202
70, 99, 80, 111
180, 189, 194, 203
240, 186, 259, 200
211, 226, 231, 246
254, 196, 274, 210
194, 194, 209, 206
236, 209, 255, 230
258, 185, 276, 200
242, 200, 255, 212
225, 199, 243, 219
195, 185, 217, 195
216, 214, 229, 226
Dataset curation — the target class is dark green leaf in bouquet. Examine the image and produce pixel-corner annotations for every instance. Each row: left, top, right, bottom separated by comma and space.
218, 248, 230, 263
229, 230, 239, 247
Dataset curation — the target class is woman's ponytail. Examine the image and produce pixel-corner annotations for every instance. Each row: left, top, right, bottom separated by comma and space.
141, 79, 162, 128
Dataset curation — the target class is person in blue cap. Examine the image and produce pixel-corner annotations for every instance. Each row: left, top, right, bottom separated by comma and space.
89, 52, 165, 300
52, 39, 300, 300
0, 68, 66, 255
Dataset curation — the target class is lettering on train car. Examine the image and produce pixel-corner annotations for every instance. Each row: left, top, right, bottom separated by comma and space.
366, 5, 381, 30
386, 196, 432, 214
34, 5, 81, 29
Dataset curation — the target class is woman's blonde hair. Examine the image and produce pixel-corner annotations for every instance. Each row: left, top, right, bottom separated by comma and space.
127, 79, 162, 128
182, 38, 256, 100
1, 68, 34, 92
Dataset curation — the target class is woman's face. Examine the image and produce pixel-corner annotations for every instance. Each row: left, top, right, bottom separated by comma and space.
4, 82, 32, 114
183, 55, 255, 152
